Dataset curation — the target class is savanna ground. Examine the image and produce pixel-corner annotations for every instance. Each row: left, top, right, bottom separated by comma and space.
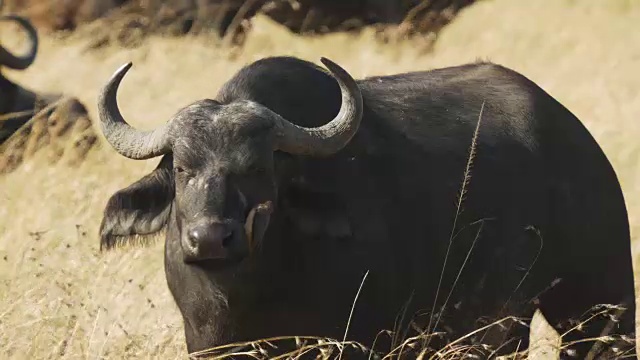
1, 0, 640, 358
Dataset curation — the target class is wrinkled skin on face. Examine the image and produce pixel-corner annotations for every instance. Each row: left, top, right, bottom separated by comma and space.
170, 100, 277, 264
100, 99, 281, 265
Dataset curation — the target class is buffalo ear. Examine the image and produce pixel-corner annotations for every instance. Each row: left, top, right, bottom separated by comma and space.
99, 154, 175, 250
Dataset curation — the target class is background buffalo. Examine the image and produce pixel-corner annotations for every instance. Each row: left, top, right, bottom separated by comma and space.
1, 0, 476, 46
0, 14, 98, 173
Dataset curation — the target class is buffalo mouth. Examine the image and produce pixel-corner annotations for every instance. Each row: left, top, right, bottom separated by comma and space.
182, 201, 274, 269
195, 256, 245, 271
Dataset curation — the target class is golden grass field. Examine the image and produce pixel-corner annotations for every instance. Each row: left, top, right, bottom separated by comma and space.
1, 0, 640, 358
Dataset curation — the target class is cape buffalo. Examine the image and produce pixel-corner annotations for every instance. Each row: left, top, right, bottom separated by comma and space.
0, 14, 58, 144
97, 56, 635, 358
1, 14, 38, 140
261, 0, 475, 35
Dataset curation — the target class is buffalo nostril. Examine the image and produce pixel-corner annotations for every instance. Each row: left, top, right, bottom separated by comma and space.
188, 226, 232, 248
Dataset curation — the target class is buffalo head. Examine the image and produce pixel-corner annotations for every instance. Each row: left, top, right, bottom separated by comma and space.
98, 58, 362, 266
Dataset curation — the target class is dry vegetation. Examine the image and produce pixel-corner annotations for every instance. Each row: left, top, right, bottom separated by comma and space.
1, 0, 640, 358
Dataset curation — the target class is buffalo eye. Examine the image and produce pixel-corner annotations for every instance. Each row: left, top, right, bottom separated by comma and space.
174, 166, 194, 179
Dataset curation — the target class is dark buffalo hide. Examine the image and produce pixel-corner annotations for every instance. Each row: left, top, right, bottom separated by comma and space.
97, 56, 636, 359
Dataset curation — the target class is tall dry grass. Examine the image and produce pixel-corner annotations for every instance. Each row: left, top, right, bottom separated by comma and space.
1, 0, 640, 358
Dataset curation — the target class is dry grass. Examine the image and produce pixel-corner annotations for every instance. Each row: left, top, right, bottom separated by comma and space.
1, 0, 640, 358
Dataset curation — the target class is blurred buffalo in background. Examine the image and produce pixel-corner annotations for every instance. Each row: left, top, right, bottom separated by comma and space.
0, 14, 61, 144
0, 0, 477, 47
0, 10, 98, 174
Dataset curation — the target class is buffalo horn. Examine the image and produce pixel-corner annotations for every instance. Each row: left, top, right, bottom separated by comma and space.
97, 62, 172, 160
0, 15, 38, 70
273, 57, 363, 156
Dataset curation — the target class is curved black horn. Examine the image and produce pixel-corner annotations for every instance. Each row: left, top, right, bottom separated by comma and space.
0, 15, 38, 70
97, 62, 172, 160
